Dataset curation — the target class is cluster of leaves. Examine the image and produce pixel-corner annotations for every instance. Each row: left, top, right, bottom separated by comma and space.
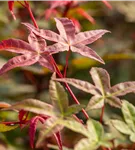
0, 1, 135, 150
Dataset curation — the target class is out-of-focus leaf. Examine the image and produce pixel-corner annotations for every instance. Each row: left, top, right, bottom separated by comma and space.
71, 53, 135, 70
48, 144, 73, 150
0, 124, 18, 132
0, 102, 11, 109
76, 8, 95, 24
5, 99, 55, 117
49, 79, 69, 116
0, 79, 35, 96
130, 133, 135, 142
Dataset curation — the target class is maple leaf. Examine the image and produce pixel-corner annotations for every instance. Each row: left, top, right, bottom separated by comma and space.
0, 32, 55, 75
54, 67, 135, 110
23, 18, 110, 64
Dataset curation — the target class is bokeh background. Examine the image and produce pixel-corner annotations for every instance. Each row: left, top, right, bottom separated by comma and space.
0, 1, 135, 150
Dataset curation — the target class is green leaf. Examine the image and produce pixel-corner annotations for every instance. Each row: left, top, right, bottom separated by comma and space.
75, 138, 98, 150
49, 79, 69, 116
64, 104, 85, 117
130, 132, 135, 142
87, 119, 103, 142
90, 67, 110, 96
86, 95, 104, 110
0, 124, 18, 132
122, 101, 135, 131
130, 133, 135, 142
58, 119, 88, 137
5, 99, 55, 117
111, 120, 132, 135
36, 117, 63, 148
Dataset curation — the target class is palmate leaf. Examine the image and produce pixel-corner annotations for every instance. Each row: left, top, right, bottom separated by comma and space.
0, 123, 18, 132
4, 99, 55, 117
49, 79, 69, 116
23, 17, 109, 64
73, 119, 112, 150
112, 100, 135, 143
0, 33, 54, 75
55, 67, 135, 110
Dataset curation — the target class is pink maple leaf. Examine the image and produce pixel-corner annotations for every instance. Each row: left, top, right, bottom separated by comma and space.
23, 18, 110, 64
0, 32, 55, 75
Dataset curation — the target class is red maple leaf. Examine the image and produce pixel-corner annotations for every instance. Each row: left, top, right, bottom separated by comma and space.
0, 32, 55, 75
23, 18, 110, 64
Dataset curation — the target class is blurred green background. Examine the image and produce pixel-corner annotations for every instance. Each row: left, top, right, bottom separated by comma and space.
0, 1, 135, 150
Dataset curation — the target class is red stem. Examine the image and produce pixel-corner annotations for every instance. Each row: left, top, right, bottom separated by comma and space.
100, 105, 105, 123
24, 1, 38, 29
54, 132, 63, 150
64, 50, 71, 77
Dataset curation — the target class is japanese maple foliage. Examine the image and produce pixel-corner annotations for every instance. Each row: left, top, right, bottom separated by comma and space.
55, 67, 135, 109
2, 1, 135, 150
0, 32, 54, 75
23, 17, 109, 64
